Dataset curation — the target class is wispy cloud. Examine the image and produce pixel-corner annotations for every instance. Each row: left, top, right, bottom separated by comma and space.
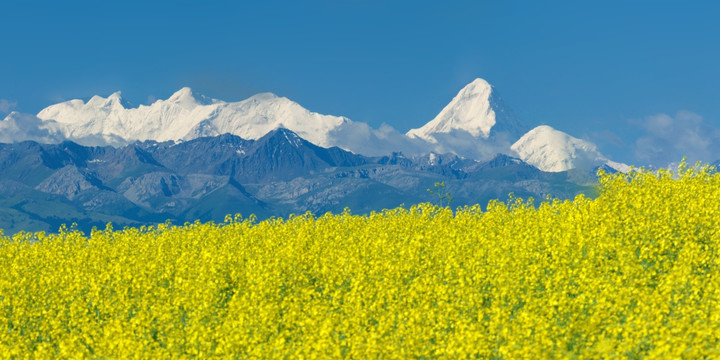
0, 112, 66, 144
632, 111, 720, 167
0, 99, 18, 114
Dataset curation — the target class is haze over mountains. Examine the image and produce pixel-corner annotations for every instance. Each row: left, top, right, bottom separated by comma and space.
2, 78, 625, 173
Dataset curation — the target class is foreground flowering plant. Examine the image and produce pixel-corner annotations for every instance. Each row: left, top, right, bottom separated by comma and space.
1, 162, 719, 358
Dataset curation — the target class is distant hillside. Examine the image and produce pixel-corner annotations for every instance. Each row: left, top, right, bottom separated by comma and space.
0, 129, 599, 235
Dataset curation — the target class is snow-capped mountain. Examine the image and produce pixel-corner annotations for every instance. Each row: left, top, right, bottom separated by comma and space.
34, 88, 421, 156
403, 79, 627, 173
407, 78, 526, 141
2, 78, 627, 173
511, 125, 628, 172
406, 78, 528, 161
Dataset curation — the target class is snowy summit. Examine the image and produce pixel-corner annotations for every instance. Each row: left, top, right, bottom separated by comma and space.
511, 125, 627, 173
407, 78, 526, 142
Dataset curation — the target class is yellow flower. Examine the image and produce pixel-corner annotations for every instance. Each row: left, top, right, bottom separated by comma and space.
0, 161, 719, 358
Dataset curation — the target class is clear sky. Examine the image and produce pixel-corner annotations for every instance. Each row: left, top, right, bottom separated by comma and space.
1, 0, 719, 167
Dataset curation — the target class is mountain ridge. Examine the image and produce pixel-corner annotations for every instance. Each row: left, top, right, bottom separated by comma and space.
0, 129, 597, 235
2, 78, 626, 173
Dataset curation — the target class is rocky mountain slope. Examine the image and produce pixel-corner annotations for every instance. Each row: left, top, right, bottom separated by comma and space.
0, 129, 596, 235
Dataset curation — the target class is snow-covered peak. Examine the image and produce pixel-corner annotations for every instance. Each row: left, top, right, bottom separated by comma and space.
407, 78, 525, 142
277, 127, 304, 148
185, 92, 350, 146
86, 91, 124, 109
24, 83, 627, 170
168, 87, 195, 102
247, 92, 280, 102
458, 78, 492, 97
517, 125, 589, 146
38, 92, 129, 129
32, 87, 413, 155
605, 160, 631, 173
511, 125, 606, 172
108, 91, 123, 101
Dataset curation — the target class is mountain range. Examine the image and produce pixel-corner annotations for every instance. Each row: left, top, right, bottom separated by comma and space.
2, 78, 626, 173
0, 78, 624, 234
0, 129, 598, 235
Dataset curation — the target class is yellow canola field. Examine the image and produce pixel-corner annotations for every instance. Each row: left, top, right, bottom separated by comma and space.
1, 163, 720, 359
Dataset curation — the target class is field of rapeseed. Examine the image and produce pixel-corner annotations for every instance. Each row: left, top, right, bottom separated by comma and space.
1, 163, 719, 359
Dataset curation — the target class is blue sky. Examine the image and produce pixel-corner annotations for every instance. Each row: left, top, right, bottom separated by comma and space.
1, 0, 719, 166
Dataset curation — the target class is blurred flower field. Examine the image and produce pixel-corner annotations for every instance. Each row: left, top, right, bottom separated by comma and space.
1, 163, 719, 359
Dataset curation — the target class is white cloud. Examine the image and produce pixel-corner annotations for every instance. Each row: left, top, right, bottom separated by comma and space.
326, 121, 428, 156
633, 111, 720, 167
0, 99, 17, 114
0, 112, 66, 144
